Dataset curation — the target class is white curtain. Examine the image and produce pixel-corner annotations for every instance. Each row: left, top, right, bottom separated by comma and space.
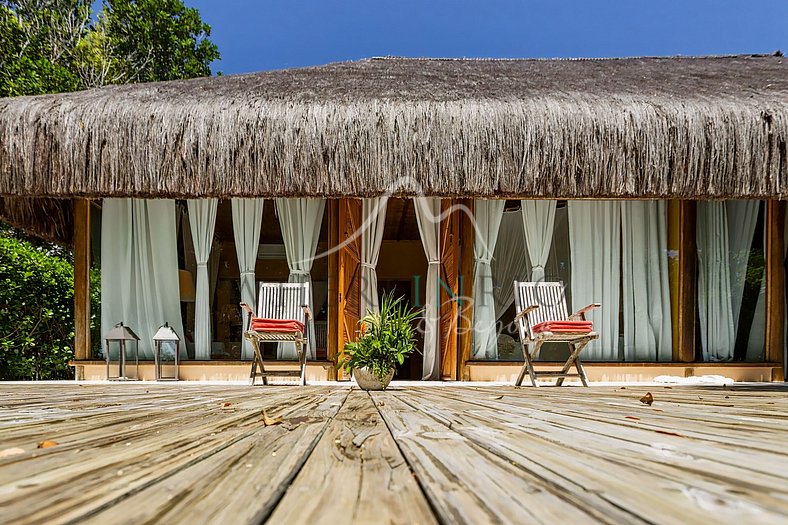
101, 199, 184, 360
521, 200, 556, 282
726, 201, 760, 329
275, 198, 325, 360
746, 281, 766, 361
472, 200, 505, 359
361, 198, 388, 315
491, 210, 530, 320
621, 201, 672, 361
697, 202, 734, 361
188, 199, 218, 360
568, 201, 621, 360
414, 197, 442, 380
232, 198, 264, 360
697, 201, 760, 361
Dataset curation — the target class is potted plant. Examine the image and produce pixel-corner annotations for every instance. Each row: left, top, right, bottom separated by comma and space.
338, 291, 420, 390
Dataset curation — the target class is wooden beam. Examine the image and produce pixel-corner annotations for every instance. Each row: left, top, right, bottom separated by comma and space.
765, 200, 785, 377
73, 198, 92, 361
457, 199, 475, 380
668, 200, 696, 363
326, 199, 339, 380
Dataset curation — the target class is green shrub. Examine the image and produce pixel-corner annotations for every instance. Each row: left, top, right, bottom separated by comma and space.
0, 236, 99, 380
338, 292, 421, 384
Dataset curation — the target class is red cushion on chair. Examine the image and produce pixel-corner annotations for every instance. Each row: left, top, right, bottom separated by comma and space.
532, 321, 593, 334
250, 318, 305, 333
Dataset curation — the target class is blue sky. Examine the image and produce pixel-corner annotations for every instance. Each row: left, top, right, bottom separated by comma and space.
187, 0, 788, 75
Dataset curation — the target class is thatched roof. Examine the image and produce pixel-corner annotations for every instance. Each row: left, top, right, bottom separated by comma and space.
0, 54, 787, 241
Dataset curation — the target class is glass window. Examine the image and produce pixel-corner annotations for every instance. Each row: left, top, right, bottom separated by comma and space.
476, 200, 673, 362
696, 200, 766, 362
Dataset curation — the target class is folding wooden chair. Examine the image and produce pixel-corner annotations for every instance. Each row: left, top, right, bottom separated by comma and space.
240, 282, 312, 386
513, 281, 600, 387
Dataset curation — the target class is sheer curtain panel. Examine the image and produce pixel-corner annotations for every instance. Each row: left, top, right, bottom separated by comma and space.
232, 198, 264, 360
188, 199, 218, 360
361, 198, 388, 316
414, 197, 442, 379
472, 200, 505, 359
101, 199, 184, 360
275, 198, 326, 359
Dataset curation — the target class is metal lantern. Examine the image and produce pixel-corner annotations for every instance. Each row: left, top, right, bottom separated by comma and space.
153, 322, 181, 381
104, 322, 140, 381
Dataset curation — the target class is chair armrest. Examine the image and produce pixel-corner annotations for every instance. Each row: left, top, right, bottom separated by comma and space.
514, 305, 539, 323
240, 302, 255, 316
568, 303, 601, 320
301, 304, 313, 321
240, 303, 254, 331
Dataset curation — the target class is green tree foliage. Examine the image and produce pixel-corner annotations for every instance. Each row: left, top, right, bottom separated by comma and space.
0, 236, 100, 380
0, 0, 219, 95
0, 1, 218, 378
101, 0, 219, 83
0, 1, 90, 96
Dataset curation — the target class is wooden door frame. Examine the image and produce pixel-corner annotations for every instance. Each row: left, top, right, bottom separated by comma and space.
74, 198, 92, 361
457, 199, 475, 380
439, 199, 460, 380
765, 200, 785, 380
333, 198, 363, 380
327, 199, 339, 379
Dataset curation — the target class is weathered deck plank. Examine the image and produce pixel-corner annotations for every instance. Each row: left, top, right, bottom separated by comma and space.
399, 386, 788, 525
1, 383, 787, 525
370, 391, 612, 524
267, 390, 436, 524
87, 389, 349, 525
0, 386, 345, 524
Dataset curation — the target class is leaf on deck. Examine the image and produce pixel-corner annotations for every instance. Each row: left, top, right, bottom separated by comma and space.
640, 392, 654, 406
37, 440, 58, 449
262, 410, 283, 426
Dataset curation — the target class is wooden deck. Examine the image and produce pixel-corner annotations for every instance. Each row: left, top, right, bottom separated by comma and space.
1, 383, 787, 524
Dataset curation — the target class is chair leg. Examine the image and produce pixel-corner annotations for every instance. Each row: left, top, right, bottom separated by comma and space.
249, 343, 258, 385
556, 339, 590, 387
515, 340, 530, 386
575, 356, 589, 387
556, 342, 576, 387
298, 340, 307, 386
250, 340, 267, 386
527, 340, 544, 387
572, 338, 591, 387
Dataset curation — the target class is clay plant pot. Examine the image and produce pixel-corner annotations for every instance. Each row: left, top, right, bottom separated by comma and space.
353, 366, 395, 391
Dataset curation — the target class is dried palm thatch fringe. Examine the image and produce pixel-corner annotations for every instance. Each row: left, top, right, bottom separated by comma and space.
0, 197, 73, 244
0, 55, 786, 243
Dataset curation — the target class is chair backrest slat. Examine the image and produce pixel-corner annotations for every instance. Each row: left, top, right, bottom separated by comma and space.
513, 281, 569, 336
257, 282, 309, 324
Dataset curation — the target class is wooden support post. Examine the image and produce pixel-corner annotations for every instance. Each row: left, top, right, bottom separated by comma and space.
439, 199, 460, 380
765, 200, 785, 380
73, 198, 92, 361
457, 199, 475, 380
335, 199, 362, 380
327, 199, 339, 380
668, 200, 696, 363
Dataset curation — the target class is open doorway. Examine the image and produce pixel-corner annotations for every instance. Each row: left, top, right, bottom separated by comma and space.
377, 199, 427, 380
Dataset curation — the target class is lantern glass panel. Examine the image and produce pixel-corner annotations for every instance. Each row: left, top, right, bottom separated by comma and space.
160, 341, 178, 362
